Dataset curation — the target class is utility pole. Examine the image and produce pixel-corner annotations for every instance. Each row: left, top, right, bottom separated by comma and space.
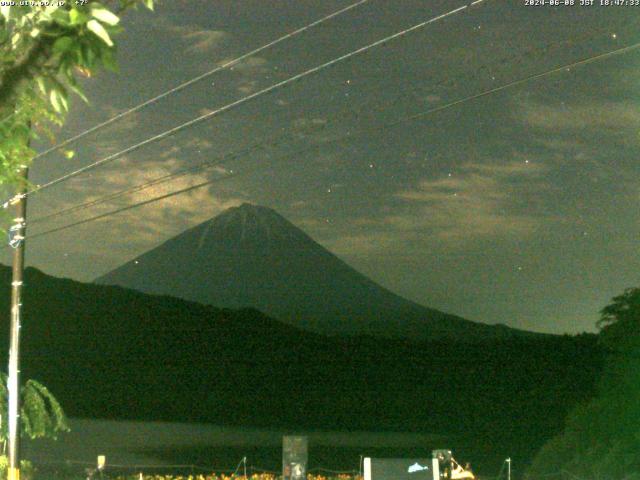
7, 168, 28, 480
506, 457, 511, 480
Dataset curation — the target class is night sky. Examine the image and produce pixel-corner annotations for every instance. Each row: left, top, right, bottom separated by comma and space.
3, 0, 639, 334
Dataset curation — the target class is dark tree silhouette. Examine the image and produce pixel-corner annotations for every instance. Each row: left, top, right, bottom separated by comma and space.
526, 288, 640, 480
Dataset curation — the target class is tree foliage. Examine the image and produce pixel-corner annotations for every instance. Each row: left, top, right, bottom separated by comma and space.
0, 373, 69, 442
598, 287, 640, 350
0, 0, 154, 451
0, 0, 153, 193
526, 288, 640, 480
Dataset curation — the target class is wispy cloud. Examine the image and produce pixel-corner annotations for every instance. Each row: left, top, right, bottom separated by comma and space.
224, 56, 271, 95
33, 133, 246, 260
518, 97, 640, 133
298, 159, 553, 259
163, 22, 227, 55
517, 94, 640, 192
389, 160, 549, 240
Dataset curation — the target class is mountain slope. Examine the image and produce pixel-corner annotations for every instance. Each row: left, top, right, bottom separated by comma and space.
0, 265, 603, 470
96, 203, 530, 339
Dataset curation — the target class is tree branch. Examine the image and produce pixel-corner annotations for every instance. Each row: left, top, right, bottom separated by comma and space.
0, 36, 55, 108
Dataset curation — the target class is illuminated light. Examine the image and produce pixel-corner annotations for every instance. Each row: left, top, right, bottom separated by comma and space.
612, 33, 617, 39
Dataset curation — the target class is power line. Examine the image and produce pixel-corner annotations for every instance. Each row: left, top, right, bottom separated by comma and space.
28, 26, 629, 226
28, 56, 439, 224
30, 56, 433, 224
27, 41, 640, 242
7, 0, 485, 206
29, 0, 374, 162
393, 40, 640, 128
28, 171, 243, 239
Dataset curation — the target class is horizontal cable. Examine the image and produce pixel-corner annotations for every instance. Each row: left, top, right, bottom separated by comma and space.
31, 15, 621, 226
6, 0, 484, 206
29, 0, 373, 162
27, 41, 640, 242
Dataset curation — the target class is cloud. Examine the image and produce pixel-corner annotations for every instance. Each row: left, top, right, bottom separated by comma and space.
226, 56, 269, 73
163, 22, 227, 55
518, 98, 640, 133
290, 159, 553, 260
323, 231, 407, 257
224, 57, 271, 95
517, 95, 640, 193
31, 140, 246, 266
390, 160, 549, 241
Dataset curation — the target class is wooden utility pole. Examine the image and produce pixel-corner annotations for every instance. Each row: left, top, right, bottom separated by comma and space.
7, 169, 28, 480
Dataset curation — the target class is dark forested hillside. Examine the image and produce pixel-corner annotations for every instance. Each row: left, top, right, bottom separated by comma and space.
0, 265, 603, 470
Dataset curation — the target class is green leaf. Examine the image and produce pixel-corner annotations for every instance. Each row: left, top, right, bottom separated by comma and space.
0, 5, 10, 22
87, 19, 113, 46
91, 7, 120, 26
35, 77, 47, 95
80, 42, 96, 66
100, 46, 119, 72
69, 8, 87, 25
52, 36, 74, 55
143, 0, 154, 10
50, 7, 71, 26
66, 80, 88, 103
49, 89, 68, 113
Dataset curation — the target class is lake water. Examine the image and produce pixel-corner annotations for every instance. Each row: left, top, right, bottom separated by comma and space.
22, 418, 449, 475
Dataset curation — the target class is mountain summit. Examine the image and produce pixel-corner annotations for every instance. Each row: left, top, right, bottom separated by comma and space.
96, 203, 528, 339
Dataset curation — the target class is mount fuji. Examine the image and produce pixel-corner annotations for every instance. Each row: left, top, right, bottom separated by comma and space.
96, 203, 532, 339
